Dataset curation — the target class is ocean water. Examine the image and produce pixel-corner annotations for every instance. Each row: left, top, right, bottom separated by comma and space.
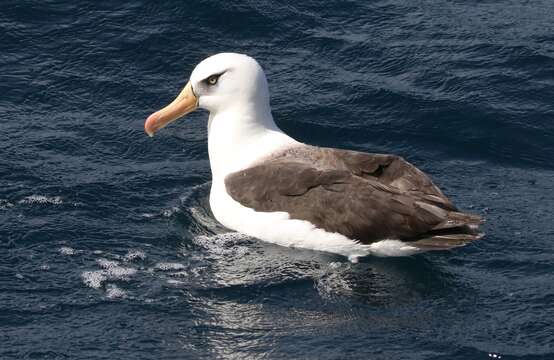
1, 1, 553, 359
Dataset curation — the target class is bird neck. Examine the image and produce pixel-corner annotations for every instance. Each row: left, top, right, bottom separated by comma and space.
207, 104, 297, 181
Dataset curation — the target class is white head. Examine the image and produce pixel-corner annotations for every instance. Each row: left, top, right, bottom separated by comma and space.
191, 53, 270, 113
145, 53, 271, 136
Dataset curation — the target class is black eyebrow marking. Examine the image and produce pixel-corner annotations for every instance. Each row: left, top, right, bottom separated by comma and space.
202, 70, 227, 84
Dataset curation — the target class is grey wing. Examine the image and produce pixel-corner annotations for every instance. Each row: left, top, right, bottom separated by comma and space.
224, 159, 482, 249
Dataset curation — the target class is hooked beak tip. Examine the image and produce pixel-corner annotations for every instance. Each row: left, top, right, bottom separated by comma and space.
144, 113, 159, 137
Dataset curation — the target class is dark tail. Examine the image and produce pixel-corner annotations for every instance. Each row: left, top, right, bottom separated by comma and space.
410, 211, 484, 251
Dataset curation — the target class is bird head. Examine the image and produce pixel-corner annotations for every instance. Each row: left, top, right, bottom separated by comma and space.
144, 53, 269, 137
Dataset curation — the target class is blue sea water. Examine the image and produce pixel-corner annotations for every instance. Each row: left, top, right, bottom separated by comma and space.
1, 1, 554, 359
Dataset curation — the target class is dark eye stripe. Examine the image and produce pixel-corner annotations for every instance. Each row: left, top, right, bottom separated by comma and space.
202, 71, 226, 86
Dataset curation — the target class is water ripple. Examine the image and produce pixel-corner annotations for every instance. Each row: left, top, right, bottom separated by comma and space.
2, 0, 553, 359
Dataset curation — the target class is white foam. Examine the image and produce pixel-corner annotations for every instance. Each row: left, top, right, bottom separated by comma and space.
314, 262, 353, 298
124, 250, 146, 262
105, 266, 137, 279
105, 284, 126, 299
193, 232, 250, 257
59, 246, 76, 256
161, 208, 179, 217
140, 213, 157, 218
166, 279, 185, 285
140, 207, 179, 219
18, 195, 63, 205
82, 271, 107, 289
96, 258, 119, 269
155, 262, 186, 271
82, 259, 138, 290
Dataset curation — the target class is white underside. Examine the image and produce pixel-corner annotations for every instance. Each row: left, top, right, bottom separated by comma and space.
209, 179, 422, 261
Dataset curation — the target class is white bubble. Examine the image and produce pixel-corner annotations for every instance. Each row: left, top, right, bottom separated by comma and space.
83, 257, 138, 289
105, 284, 126, 299
82, 271, 107, 289
161, 207, 179, 217
19, 195, 63, 205
140, 213, 156, 218
314, 262, 353, 298
96, 258, 119, 269
105, 266, 137, 279
59, 246, 76, 256
193, 232, 250, 256
166, 279, 184, 285
124, 250, 146, 262
155, 262, 186, 271
96, 259, 137, 278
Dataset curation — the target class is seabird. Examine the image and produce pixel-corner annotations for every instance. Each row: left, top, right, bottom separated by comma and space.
145, 53, 483, 260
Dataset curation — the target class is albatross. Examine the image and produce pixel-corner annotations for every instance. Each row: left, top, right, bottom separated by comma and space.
145, 53, 483, 260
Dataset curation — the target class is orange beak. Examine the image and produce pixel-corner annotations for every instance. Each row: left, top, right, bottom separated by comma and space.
144, 81, 198, 137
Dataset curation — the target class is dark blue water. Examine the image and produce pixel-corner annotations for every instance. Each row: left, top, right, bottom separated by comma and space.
2, 1, 553, 359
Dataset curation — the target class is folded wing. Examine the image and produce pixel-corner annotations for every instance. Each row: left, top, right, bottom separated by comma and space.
225, 147, 483, 250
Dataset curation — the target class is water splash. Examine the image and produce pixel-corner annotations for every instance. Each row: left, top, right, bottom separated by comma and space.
18, 195, 63, 205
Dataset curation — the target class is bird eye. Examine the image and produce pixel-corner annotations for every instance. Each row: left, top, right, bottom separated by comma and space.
207, 74, 219, 86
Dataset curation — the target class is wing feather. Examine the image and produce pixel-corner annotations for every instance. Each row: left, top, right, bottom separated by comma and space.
225, 147, 482, 246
